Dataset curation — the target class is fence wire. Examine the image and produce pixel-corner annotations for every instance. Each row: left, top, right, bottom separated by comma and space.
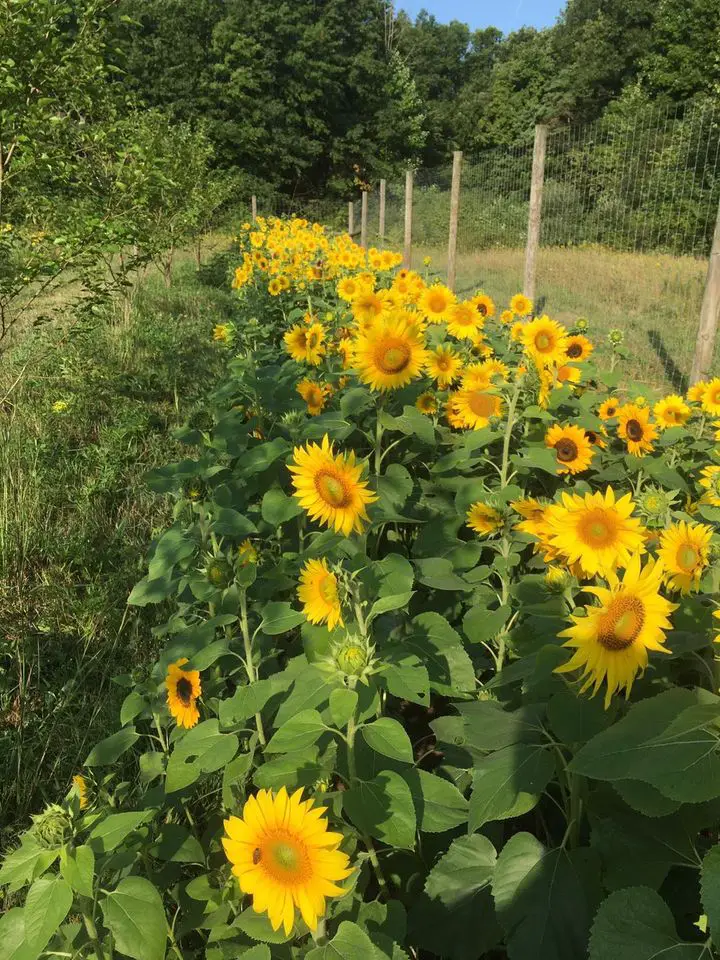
338, 98, 720, 391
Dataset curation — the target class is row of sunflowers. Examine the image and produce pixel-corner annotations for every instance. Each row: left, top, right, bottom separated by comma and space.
4, 215, 720, 960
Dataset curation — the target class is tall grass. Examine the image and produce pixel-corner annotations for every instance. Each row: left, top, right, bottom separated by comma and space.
0, 255, 236, 838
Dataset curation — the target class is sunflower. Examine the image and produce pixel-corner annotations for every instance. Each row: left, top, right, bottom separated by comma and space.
222, 787, 352, 935
351, 289, 385, 326
418, 283, 456, 323
466, 501, 503, 536
701, 379, 720, 415
72, 775, 89, 810
460, 363, 492, 391
166, 658, 201, 729
687, 381, 709, 404
657, 521, 712, 593
543, 487, 647, 578
446, 301, 482, 340
337, 276, 364, 302
298, 559, 343, 629
444, 398, 465, 429
510, 321, 525, 342
284, 324, 326, 366
556, 364, 581, 385
337, 337, 354, 369
268, 278, 282, 296
510, 293, 532, 316
451, 388, 503, 430
297, 380, 329, 415
500, 309, 514, 325
426, 345, 462, 388
654, 395, 691, 429
617, 403, 658, 456
523, 316, 568, 367
353, 318, 427, 392
598, 397, 620, 420
416, 392, 438, 415
700, 465, 720, 506
471, 293, 495, 319
545, 424, 594, 475
289, 435, 377, 535
512, 498, 549, 539
556, 556, 676, 708
564, 335, 593, 362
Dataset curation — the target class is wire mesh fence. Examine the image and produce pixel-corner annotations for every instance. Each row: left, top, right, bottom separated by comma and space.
333, 98, 720, 391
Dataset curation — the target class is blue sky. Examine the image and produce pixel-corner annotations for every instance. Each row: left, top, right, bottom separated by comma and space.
398, 0, 564, 35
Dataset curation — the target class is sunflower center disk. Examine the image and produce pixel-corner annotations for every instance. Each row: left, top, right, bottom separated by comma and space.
535, 333, 552, 351
598, 596, 645, 650
316, 471, 350, 508
626, 419, 644, 441
176, 676, 193, 706
555, 439, 578, 462
377, 341, 411, 374
428, 294, 446, 313
567, 343, 582, 358
578, 510, 617, 547
319, 574, 338, 604
468, 392, 495, 417
677, 544, 699, 572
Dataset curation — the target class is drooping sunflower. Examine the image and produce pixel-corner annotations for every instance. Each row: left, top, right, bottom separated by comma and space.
353, 318, 427, 392
657, 521, 712, 593
653, 394, 691, 429
298, 559, 343, 629
617, 403, 658, 456
166, 658, 201, 729
701, 378, 720, 415
418, 283, 456, 323
545, 424, 594, 475
543, 487, 647, 578
451, 388, 503, 430
522, 316, 568, 367
289, 435, 377, 535
222, 787, 352, 935
700, 465, 720, 506
510, 293, 532, 317
556, 364, 581, 385
556, 556, 676, 708
297, 380, 329, 416
687, 380, 709, 404
471, 293, 495, 320
598, 397, 620, 421
416, 392, 438, 415
426, 345, 462, 388
466, 501, 503, 536
564, 335, 593, 362
284, 324, 326, 366
446, 301, 482, 340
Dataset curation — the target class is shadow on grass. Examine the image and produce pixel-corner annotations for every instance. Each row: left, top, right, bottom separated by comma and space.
647, 329, 689, 394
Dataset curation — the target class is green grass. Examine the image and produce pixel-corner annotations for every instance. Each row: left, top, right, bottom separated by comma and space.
410, 243, 710, 392
0, 252, 237, 840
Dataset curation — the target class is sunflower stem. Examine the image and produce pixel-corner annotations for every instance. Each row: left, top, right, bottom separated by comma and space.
239, 589, 267, 747
500, 382, 521, 488
374, 397, 385, 477
346, 707, 389, 896
82, 909, 108, 960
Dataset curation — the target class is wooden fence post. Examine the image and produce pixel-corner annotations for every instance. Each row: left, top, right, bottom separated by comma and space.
403, 169, 413, 269
348, 201, 354, 237
691, 197, 720, 384
251, 195, 257, 222
361, 190, 369, 249
378, 179, 386, 243
524, 124, 548, 304
447, 150, 463, 291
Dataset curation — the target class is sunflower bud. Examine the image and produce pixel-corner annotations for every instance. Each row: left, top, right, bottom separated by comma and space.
31, 804, 72, 849
574, 317, 588, 332
544, 566, 570, 593
183, 478, 206, 503
637, 486, 677, 526
608, 329, 624, 346
205, 556, 234, 588
189, 409, 214, 433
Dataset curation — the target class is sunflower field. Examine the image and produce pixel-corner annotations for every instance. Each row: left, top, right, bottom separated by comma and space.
5, 216, 720, 960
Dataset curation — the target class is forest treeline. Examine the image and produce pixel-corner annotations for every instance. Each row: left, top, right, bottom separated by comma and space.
109, 0, 720, 197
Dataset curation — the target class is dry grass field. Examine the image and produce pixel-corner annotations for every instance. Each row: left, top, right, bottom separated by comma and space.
414, 243, 709, 392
